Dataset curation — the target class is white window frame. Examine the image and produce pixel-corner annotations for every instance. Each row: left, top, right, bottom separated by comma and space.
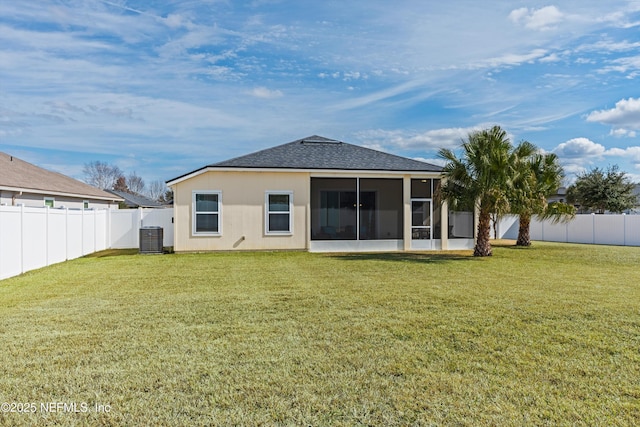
265, 191, 293, 235
44, 197, 55, 208
192, 191, 222, 236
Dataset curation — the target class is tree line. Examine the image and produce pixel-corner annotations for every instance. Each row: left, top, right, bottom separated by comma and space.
439, 125, 637, 257
82, 161, 172, 204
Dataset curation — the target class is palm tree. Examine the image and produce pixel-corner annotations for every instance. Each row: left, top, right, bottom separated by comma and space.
438, 126, 535, 256
511, 152, 575, 246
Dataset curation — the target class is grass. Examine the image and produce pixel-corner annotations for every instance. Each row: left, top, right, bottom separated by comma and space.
0, 241, 639, 426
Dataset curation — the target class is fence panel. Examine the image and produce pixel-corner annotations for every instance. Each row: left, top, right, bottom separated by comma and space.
22, 207, 48, 273
594, 215, 625, 246
82, 210, 96, 255
67, 210, 84, 260
0, 206, 23, 280
110, 209, 140, 249
48, 209, 68, 265
496, 216, 519, 240
95, 210, 108, 252
530, 218, 544, 241
566, 215, 594, 244
626, 215, 640, 246
541, 221, 567, 242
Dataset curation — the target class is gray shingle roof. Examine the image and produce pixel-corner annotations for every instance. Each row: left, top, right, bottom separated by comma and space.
214, 136, 442, 171
0, 151, 123, 201
169, 136, 441, 183
105, 190, 165, 208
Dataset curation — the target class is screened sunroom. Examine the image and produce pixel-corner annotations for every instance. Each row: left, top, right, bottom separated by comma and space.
308, 176, 471, 252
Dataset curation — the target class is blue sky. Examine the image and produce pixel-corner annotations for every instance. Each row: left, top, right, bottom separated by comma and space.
2, 1, 640, 188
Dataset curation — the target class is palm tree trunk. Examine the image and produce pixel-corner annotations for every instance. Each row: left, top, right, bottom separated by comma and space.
516, 213, 532, 246
474, 209, 492, 256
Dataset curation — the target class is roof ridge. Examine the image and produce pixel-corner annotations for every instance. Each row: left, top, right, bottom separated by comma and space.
210, 135, 338, 166
299, 135, 342, 144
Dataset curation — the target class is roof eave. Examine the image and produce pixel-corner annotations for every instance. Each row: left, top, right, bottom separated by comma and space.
0, 185, 124, 202
166, 165, 443, 186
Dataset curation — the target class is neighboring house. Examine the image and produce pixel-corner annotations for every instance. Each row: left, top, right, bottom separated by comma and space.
0, 152, 123, 209
105, 189, 166, 209
547, 186, 568, 204
167, 136, 475, 253
627, 184, 640, 214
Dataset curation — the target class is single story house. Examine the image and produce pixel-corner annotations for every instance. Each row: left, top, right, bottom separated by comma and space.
105, 189, 167, 209
166, 136, 475, 253
0, 152, 123, 209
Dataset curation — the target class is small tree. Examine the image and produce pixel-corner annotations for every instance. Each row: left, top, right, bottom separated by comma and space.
83, 161, 122, 190
567, 165, 637, 213
147, 179, 167, 202
159, 189, 174, 205
113, 176, 129, 192
127, 172, 145, 195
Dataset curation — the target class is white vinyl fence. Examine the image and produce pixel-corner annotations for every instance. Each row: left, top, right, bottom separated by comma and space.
498, 214, 640, 246
0, 206, 173, 280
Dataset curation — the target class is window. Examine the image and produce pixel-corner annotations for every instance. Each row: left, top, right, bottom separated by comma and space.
83, 200, 89, 209
266, 192, 292, 234
44, 197, 55, 208
192, 191, 221, 235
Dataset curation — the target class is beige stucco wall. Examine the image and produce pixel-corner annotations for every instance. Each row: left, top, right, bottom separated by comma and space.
172, 170, 310, 251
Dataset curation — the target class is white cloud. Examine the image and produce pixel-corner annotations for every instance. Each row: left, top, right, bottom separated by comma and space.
162, 13, 192, 29
357, 126, 485, 151
598, 55, 640, 76
577, 40, 640, 53
479, 49, 548, 68
553, 137, 606, 158
247, 86, 283, 99
539, 53, 562, 63
586, 98, 640, 130
343, 71, 363, 81
610, 128, 637, 138
607, 146, 640, 163
508, 6, 564, 31
554, 139, 640, 181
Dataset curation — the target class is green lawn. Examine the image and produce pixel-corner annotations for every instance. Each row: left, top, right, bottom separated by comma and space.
1, 242, 639, 426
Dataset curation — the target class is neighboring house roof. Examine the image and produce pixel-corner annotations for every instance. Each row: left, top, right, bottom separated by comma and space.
105, 190, 164, 208
0, 152, 123, 202
168, 135, 442, 184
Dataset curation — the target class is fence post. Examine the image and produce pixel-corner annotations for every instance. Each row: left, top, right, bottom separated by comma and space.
106, 208, 111, 249
65, 208, 69, 261
0, 207, 3, 278
592, 213, 596, 244
45, 206, 50, 267
623, 213, 626, 246
81, 207, 85, 255
20, 204, 24, 275
136, 207, 143, 248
